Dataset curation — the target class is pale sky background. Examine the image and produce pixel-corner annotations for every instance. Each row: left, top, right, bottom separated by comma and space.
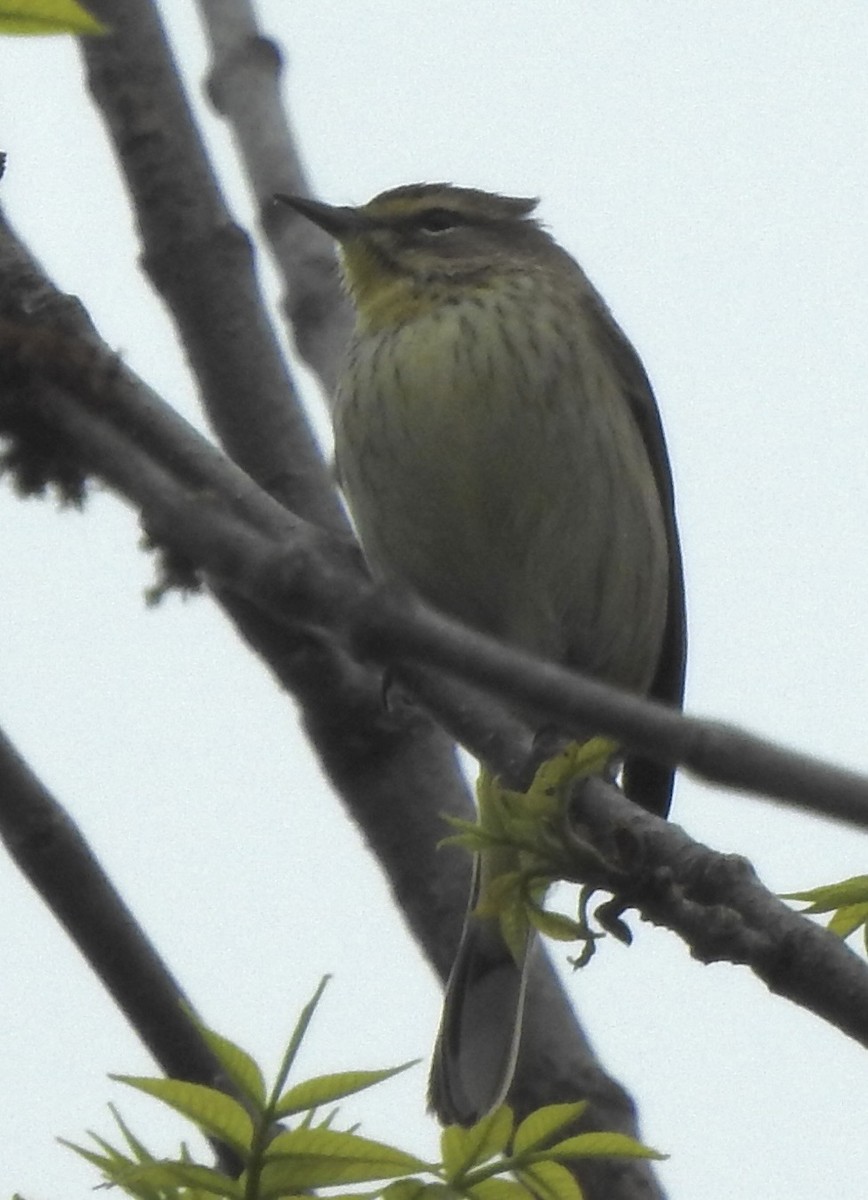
2, 2, 868, 1198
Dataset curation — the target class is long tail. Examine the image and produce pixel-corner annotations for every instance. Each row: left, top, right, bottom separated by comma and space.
428, 858, 533, 1125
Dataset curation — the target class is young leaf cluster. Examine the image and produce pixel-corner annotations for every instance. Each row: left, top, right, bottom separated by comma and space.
445, 738, 620, 961
59, 981, 662, 1200
428, 1100, 663, 1200
784, 875, 868, 952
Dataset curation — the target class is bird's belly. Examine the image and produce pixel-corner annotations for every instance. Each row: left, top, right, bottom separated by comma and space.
335, 309, 669, 696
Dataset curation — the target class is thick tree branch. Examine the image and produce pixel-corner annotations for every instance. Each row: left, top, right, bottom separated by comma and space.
7, 308, 868, 836
79, 0, 342, 531
4, 305, 868, 1066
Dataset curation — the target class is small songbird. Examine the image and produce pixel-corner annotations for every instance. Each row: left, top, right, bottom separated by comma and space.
276, 184, 686, 1126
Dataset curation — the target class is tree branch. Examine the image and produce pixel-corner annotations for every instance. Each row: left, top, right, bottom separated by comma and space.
0, 724, 241, 1174
79, 0, 342, 530
3, 302, 867, 1066
357, 594, 868, 832
567, 776, 868, 1050
194, 0, 353, 396
8, 309, 868, 833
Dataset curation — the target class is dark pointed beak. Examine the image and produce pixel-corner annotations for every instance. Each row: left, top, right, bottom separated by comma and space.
274, 194, 368, 240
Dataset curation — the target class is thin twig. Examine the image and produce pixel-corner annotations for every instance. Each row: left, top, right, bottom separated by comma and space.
194, 0, 353, 396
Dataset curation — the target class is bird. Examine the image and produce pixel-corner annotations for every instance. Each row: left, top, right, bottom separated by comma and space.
275, 183, 686, 1126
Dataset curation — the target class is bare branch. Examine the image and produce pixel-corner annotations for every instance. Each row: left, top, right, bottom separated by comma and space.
567, 776, 868, 1051
194, 0, 353, 395
358, 595, 868, 832
0, 725, 241, 1173
78, 0, 343, 530
3, 306, 868, 836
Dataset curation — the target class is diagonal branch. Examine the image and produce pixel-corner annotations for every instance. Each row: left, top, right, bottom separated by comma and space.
78, 0, 341, 530
5, 303, 868, 1060
6, 306, 868, 834
193, 0, 353, 396
0, 724, 241, 1174
567, 777, 868, 1050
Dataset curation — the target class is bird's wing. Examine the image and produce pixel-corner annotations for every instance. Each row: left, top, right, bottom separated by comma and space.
584, 290, 687, 817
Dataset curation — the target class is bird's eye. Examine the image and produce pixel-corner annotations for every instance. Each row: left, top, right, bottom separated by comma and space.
417, 208, 459, 234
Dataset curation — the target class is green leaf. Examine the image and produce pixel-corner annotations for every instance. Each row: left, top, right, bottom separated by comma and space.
442, 815, 487, 837
0, 0, 106, 35
381, 1179, 439, 1200
263, 1124, 428, 1168
516, 1161, 582, 1200
111, 1076, 253, 1157
259, 1126, 428, 1189
269, 975, 332, 1104
526, 907, 587, 943
274, 1062, 418, 1118
476, 872, 523, 916
108, 1103, 155, 1163
318, 1192, 399, 1200
198, 1025, 267, 1110
80, 1132, 130, 1165
441, 1123, 468, 1179
441, 1106, 513, 1180
440, 818, 496, 854
828, 901, 868, 939
512, 1103, 588, 1155
782, 875, 868, 911
530, 738, 617, 800
545, 1131, 665, 1161
255, 1157, 405, 1197
466, 1179, 535, 1200
57, 1138, 120, 1173
470, 1105, 516, 1161
113, 1160, 242, 1198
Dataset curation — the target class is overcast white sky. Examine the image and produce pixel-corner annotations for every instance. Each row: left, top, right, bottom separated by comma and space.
2, 3, 868, 1198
